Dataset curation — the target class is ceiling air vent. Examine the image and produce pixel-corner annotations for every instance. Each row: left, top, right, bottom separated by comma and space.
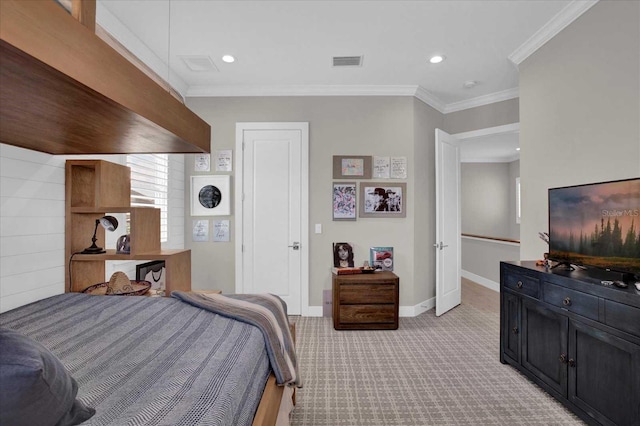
332, 56, 363, 67
180, 55, 219, 72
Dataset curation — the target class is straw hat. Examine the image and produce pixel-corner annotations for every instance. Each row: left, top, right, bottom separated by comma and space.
82, 271, 151, 296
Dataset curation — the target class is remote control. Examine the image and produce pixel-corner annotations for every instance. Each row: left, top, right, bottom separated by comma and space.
613, 281, 628, 289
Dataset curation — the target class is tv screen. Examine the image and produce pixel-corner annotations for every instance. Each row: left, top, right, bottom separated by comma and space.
548, 178, 640, 276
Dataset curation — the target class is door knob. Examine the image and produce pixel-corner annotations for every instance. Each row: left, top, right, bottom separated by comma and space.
433, 242, 449, 250
288, 242, 300, 250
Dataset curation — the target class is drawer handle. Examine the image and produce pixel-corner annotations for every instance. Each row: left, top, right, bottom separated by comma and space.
517, 281, 523, 289
512, 326, 519, 335
568, 359, 576, 368
563, 297, 572, 306
559, 353, 567, 364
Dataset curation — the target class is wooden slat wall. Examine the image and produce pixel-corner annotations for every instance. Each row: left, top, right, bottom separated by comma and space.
0, 145, 186, 313
0, 144, 66, 312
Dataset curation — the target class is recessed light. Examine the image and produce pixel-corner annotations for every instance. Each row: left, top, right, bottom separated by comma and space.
222, 55, 235, 63
516, 148, 521, 151
429, 55, 445, 64
463, 80, 477, 89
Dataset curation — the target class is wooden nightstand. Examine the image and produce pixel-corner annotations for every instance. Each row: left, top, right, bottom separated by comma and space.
332, 271, 399, 330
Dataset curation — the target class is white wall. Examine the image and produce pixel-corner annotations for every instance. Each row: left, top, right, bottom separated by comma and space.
0, 144, 66, 312
0, 144, 185, 313
461, 162, 515, 240
519, 1, 640, 260
461, 237, 519, 289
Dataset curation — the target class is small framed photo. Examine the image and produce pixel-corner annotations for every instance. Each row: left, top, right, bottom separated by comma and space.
359, 182, 407, 218
332, 155, 372, 179
370, 247, 394, 271
136, 260, 166, 291
191, 175, 231, 216
332, 182, 357, 221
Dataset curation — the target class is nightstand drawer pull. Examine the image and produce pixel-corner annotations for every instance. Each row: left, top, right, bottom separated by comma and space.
563, 297, 571, 306
517, 281, 523, 289
559, 353, 567, 364
512, 326, 519, 334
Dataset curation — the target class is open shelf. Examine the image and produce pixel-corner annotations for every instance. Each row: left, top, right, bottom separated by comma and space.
66, 160, 191, 295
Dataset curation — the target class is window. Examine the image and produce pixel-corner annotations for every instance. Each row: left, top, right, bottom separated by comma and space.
516, 177, 521, 224
127, 154, 169, 242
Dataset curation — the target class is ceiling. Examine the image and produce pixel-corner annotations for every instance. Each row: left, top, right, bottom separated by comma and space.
95, 0, 595, 161
96, 1, 596, 109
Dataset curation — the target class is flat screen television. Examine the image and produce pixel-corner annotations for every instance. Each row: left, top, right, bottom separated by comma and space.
548, 177, 640, 279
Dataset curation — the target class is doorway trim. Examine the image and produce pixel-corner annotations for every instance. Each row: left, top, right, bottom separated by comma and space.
234, 122, 310, 315
452, 122, 520, 142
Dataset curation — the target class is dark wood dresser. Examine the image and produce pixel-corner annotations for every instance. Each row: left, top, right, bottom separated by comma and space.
500, 261, 640, 426
332, 271, 399, 330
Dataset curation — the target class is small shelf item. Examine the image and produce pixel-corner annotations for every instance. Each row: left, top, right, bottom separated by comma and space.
81, 216, 119, 254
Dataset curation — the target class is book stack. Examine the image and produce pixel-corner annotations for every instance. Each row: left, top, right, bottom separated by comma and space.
331, 267, 362, 275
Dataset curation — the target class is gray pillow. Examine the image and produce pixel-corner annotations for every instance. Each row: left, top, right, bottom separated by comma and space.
0, 328, 95, 426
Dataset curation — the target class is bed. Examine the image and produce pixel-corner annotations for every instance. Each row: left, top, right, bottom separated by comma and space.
0, 292, 298, 426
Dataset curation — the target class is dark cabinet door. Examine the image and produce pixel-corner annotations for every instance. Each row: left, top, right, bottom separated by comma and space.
569, 320, 640, 426
502, 292, 520, 363
522, 300, 568, 396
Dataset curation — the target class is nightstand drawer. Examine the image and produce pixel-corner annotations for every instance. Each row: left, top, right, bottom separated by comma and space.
543, 282, 599, 320
505, 272, 540, 298
339, 284, 396, 304
339, 304, 396, 324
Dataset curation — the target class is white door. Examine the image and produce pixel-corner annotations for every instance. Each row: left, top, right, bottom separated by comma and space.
435, 129, 461, 316
235, 123, 309, 315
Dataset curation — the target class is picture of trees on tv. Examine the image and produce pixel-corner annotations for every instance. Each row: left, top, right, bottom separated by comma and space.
548, 178, 640, 275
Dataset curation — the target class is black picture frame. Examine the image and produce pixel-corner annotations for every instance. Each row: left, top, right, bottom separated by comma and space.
136, 260, 166, 290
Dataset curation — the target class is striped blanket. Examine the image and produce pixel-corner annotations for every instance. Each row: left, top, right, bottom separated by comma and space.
172, 292, 302, 388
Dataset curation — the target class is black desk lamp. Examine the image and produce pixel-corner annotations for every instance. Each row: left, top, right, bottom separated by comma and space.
81, 215, 119, 254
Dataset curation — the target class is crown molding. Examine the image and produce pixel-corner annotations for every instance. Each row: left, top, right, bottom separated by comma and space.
187, 84, 419, 98
443, 88, 519, 114
508, 0, 599, 66
413, 86, 446, 113
185, 83, 520, 115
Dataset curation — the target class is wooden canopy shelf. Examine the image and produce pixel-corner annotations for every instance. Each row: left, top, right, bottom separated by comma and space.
0, 0, 210, 155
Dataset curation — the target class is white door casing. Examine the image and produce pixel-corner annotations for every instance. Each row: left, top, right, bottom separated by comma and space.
435, 128, 462, 316
235, 123, 309, 315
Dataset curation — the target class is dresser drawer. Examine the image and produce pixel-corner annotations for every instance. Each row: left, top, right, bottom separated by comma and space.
505, 272, 540, 298
543, 282, 599, 321
604, 300, 640, 338
339, 284, 396, 304
339, 304, 396, 324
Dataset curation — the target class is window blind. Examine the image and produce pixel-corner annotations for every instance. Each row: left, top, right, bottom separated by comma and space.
126, 154, 169, 242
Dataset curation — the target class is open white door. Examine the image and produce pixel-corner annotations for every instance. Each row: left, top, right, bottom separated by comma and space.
435, 129, 461, 316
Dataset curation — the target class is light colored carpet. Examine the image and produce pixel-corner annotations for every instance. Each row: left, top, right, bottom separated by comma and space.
289, 290, 584, 425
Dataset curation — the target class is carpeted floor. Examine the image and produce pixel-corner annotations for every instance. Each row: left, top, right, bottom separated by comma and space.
289, 282, 584, 425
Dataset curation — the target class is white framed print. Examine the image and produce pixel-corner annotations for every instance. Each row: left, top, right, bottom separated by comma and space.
191, 175, 231, 216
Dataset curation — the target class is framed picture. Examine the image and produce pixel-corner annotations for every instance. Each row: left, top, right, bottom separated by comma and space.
370, 247, 394, 271
359, 182, 407, 218
332, 182, 357, 221
332, 155, 372, 179
136, 260, 166, 291
191, 175, 231, 216
333, 242, 355, 267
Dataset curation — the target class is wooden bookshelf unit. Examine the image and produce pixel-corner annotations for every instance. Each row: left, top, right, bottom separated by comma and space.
65, 160, 191, 295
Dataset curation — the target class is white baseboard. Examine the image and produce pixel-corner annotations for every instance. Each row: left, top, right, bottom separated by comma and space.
304, 306, 323, 317
399, 297, 435, 317
462, 270, 499, 292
